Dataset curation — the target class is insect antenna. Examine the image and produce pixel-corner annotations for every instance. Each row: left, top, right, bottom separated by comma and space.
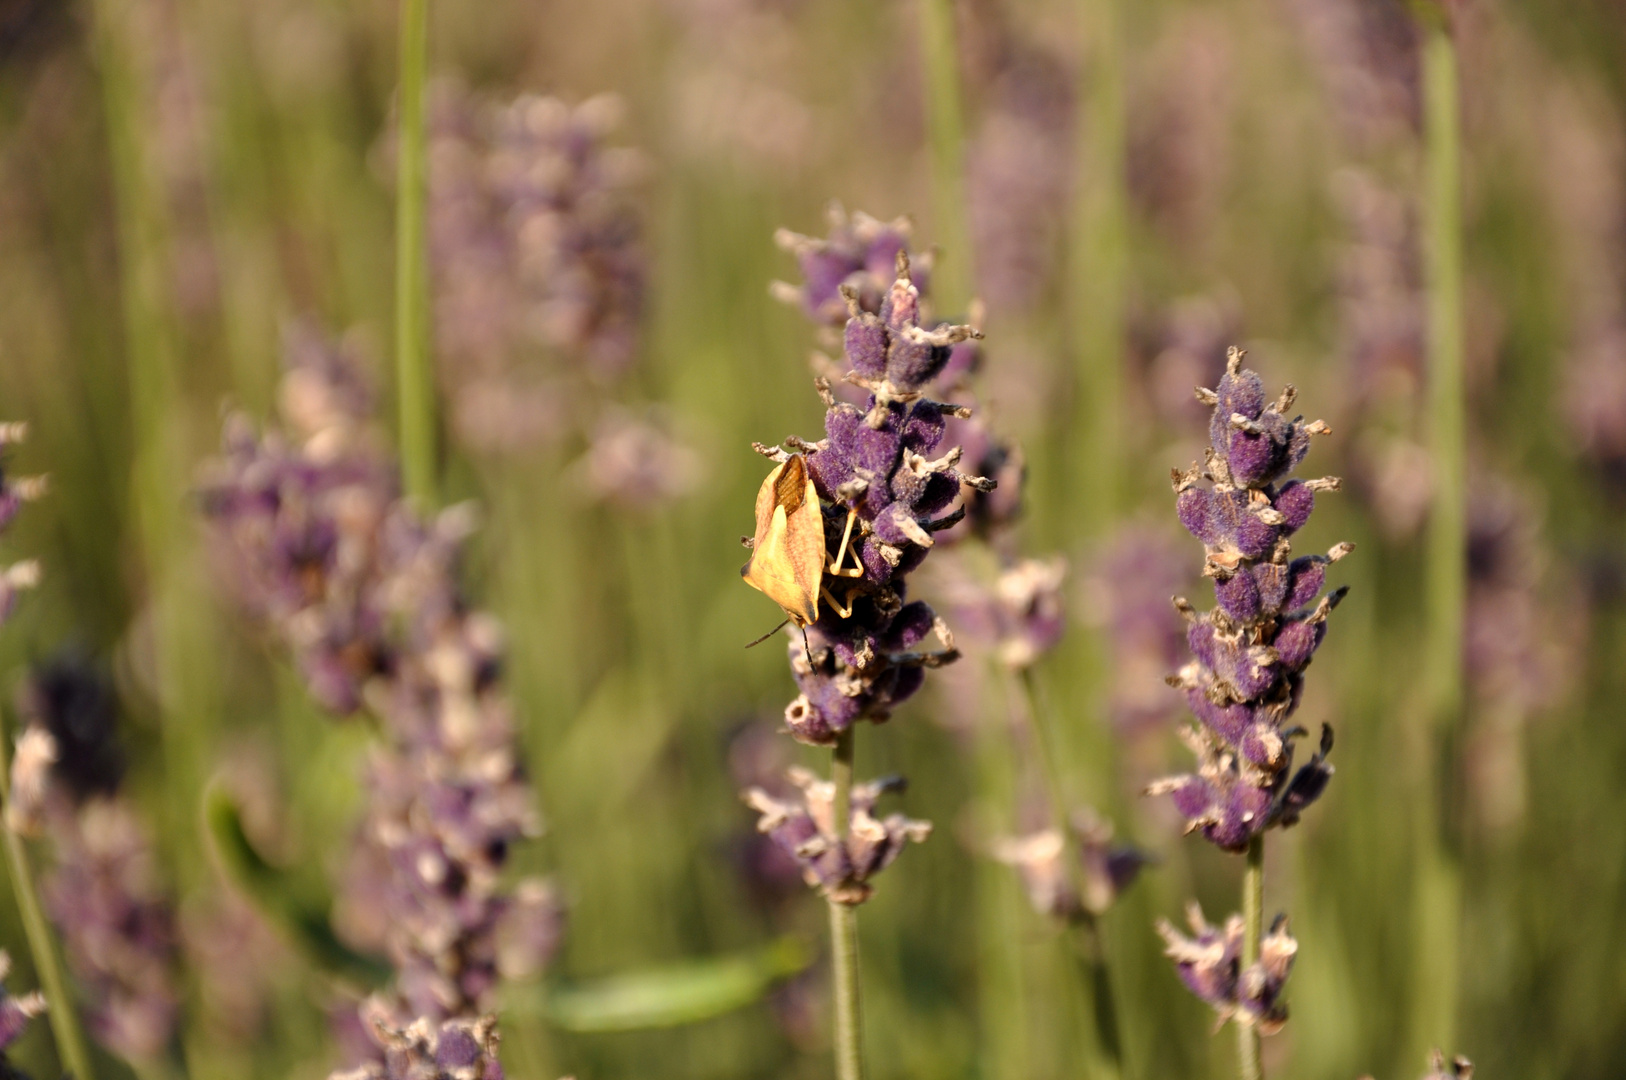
745, 618, 791, 648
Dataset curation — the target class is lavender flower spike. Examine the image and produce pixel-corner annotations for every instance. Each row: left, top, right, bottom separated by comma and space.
1155, 901, 1297, 1034
329, 996, 504, 1080
0, 952, 46, 1066
745, 767, 931, 905
1149, 347, 1350, 851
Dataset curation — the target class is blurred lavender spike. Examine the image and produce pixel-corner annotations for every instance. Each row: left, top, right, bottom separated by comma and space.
744, 768, 930, 905
1155, 902, 1296, 1034
328, 996, 504, 1080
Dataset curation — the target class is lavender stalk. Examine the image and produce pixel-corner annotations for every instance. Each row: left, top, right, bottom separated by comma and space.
1413, 1, 1464, 1062
1151, 347, 1349, 1078
1074, 0, 1128, 528
745, 245, 982, 1080
0, 718, 95, 1080
395, 0, 435, 505
919, 0, 972, 312
0, 440, 91, 1080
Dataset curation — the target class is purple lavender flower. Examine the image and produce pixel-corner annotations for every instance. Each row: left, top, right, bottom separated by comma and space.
1081, 526, 1191, 743
203, 326, 561, 1027
200, 324, 396, 715
428, 84, 645, 453
991, 812, 1148, 920
7, 657, 179, 1064
1155, 902, 1297, 1034
1148, 347, 1348, 851
328, 996, 504, 1080
771, 207, 926, 328
43, 799, 179, 1062
0, 952, 45, 1074
1284, 0, 1420, 151
754, 255, 991, 748
938, 556, 1067, 671
744, 767, 930, 905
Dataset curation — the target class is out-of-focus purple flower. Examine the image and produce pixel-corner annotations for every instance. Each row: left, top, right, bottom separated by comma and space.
1149, 347, 1348, 851
1284, 0, 1419, 150
1155, 902, 1296, 1034
328, 996, 504, 1080
744, 767, 930, 905
0, 952, 46, 1064
1461, 476, 1577, 829
966, 49, 1073, 315
428, 83, 645, 453
726, 722, 812, 912
203, 327, 561, 1026
1127, 10, 1235, 239
6, 655, 179, 1064
771, 206, 927, 327
573, 409, 702, 510
991, 811, 1149, 921
1081, 526, 1190, 742
42, 799, 179, 1062
939, 555, 1067, 671
1131, 292, 1242, 431
1333, 169, 1424, 409
200, 324, 395, 715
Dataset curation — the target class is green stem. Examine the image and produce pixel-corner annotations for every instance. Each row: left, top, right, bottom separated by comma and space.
1238, 836, 1264, 1080
0, 715, 98, 1080
918, 0, 972, 312
829, 728, 865, 1080
1413, 7, 1464, 1061
1073, 0, 1127, 531
395, 0, 435, 507
1016, 668, 1123, 1079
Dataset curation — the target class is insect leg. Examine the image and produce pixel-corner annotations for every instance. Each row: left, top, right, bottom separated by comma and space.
819, 583, 855, 619
828, 506, 864, 577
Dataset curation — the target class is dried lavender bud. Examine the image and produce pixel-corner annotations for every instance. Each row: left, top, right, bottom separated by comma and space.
1155, 902, 1296, 1034
1151, 348, 1348, 851
991, 812, 1148, 921
744, 767, 930, 905
0, 952, 46, 1063
42, 799, 179, 1062
329, 997, 504, 1080
772, 206, 926, 327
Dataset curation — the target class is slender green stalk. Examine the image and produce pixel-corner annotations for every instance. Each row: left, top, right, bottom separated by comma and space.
1015, 668, 1123, 1079
1237, 836, 1264, 1080
0, 714, 97, 1080
1412, 8, 1465, 1062
1072, 0, 1127, 531
828, 728, 866, 1080
918, 0, 972, 313
395, 0, 436, 507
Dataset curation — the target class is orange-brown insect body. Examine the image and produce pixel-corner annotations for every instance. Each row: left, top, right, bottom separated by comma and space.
741, 454, 825, 627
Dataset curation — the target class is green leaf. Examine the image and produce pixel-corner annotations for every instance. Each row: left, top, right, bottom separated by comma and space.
505, 937, 813, 1032
202, 783, 392, 989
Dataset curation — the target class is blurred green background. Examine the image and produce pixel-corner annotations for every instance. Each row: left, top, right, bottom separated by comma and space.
0, 0, 1623, 1078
